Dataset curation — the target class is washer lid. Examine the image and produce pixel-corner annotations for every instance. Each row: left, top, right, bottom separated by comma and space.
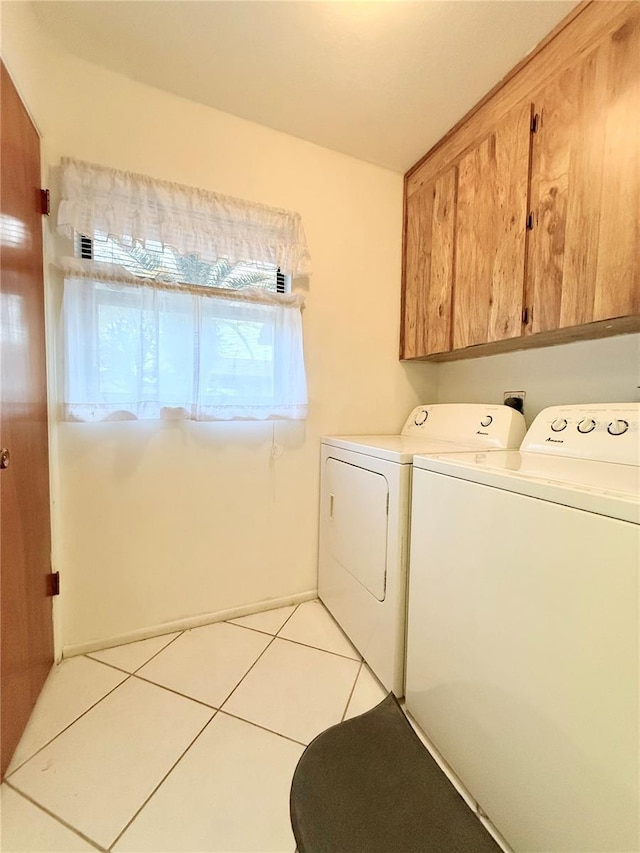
321, 435, 474, 464
413, 450, 640, 523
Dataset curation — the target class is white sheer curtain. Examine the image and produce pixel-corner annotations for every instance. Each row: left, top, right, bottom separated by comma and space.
56, 158, 311, 422
62, 273, 308, 422
57, 158, 312, 277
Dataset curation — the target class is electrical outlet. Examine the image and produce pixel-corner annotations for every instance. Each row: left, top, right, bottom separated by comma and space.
503, 390, 526, 413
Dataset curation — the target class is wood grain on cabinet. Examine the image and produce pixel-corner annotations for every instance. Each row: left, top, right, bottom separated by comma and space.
406, 2, 637, 200
401, 166, 457, 358
525, 8, 640, 334
401, 0, 639, 362
452, 100, 532, 349
595, 11, 640, 320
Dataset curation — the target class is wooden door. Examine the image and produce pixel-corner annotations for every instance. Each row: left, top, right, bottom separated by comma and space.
1, 62, 54, 778
525, 7, 640, 334
452, 100, 533, 349
401, 166, 457, 358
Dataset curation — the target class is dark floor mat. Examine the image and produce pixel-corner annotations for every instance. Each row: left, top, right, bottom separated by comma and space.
290, 693, 503, 853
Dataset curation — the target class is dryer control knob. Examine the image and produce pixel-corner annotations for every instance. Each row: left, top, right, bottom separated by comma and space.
480, 415, 493, 428
414, 410, 429, 426
577, 417, 597, 434
607, 419, 629, 436
550, 418, 568, 432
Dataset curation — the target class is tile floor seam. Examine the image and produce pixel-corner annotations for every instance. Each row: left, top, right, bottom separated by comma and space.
340, 659, 364, 722
275, 633, 362, 662
223, 620, 280, 641
87, 630, 182, 656
3, 779, 108, 852
83, 655, 135, 677
106, 710, 218, 851
4, 673, 133, 779
217, 634, 279, 711
226, 621, 276, 639
274, 601, 301, 635
131, 630, 185, 674
131, 672, 221, 711
85, 631, 185, 677
218, 709, 307, 748
129, 619, 300, 712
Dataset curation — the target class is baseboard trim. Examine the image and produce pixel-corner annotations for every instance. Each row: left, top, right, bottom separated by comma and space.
62, 590, 317, 658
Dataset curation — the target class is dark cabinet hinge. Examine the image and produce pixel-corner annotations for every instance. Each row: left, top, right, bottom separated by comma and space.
40, 188, 50, 216
522, 306, 533, 325
531, 113, 540, 133
526, 212, 535, 230
47, 571, 60, 596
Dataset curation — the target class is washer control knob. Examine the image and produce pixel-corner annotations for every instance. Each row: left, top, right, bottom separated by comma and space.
550, 418, 568, 432
414, 410, 429, 426
607, 419, 629, 436
577, 417, 597, 434
480, 415, 493, 428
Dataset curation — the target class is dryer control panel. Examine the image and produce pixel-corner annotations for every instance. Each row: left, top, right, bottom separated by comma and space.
522, 403, 640, 466
401, 403, 526, 449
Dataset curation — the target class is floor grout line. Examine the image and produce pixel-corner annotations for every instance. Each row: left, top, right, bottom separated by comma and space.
274, 601, 301, 636
340, 659, 364, 722
229, 603, 300, 636
218, 709, 308, 748
4, 673, 133, 779
213, 602, 303, 713
131, 630, 185, 674
130, 673, 221, 711
217, 634, 279, 710
274, 633, 362, 662
275, 600, 363, 661
84, 629, 179, 655
225, 621, 280, 639
85, 631, 185, 677
3, 780, 107, 852
83, 656, 136, 678
106, 711, 218, 851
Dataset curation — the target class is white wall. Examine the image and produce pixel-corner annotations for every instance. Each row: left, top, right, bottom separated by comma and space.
1, 2, 437, 651
438, 334, 640, 424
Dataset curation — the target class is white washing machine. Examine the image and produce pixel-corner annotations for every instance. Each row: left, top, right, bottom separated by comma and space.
406, 403, 640, 853
318, 403, 526, 697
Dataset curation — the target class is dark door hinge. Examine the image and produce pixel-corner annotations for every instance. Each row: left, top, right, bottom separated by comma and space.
531, 113, 540, 133
40, 188, 50, 216
526, 212, 535, 230
47, 571, 60, 596
522, 306, 533, 325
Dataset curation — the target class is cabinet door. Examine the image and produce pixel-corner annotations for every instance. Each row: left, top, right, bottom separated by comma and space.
453, 101, 533, 350
401, 166, 457, 358
526, 10, 640, 333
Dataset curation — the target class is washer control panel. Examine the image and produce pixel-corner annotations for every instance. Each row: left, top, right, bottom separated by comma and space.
401, 403, 526, 449
522, 404, 640, 466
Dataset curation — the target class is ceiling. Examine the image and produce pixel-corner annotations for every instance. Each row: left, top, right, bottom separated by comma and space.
31, 0, 577, 173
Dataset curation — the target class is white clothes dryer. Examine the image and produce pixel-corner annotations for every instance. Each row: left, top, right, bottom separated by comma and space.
318, 403, 526, 696
406, 403, 640, 853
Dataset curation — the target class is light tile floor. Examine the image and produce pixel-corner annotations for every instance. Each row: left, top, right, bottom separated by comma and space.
1, 599, 387, 853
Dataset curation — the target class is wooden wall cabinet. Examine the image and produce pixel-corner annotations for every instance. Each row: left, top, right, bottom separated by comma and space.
453, 101, 532, 350
525, 12, 640, 336
401, 1, 640, 361
403, 167, 456, 358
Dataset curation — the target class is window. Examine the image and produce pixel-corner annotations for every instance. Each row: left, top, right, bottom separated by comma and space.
78, 233, 289, 293
58, 159, 310, 422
